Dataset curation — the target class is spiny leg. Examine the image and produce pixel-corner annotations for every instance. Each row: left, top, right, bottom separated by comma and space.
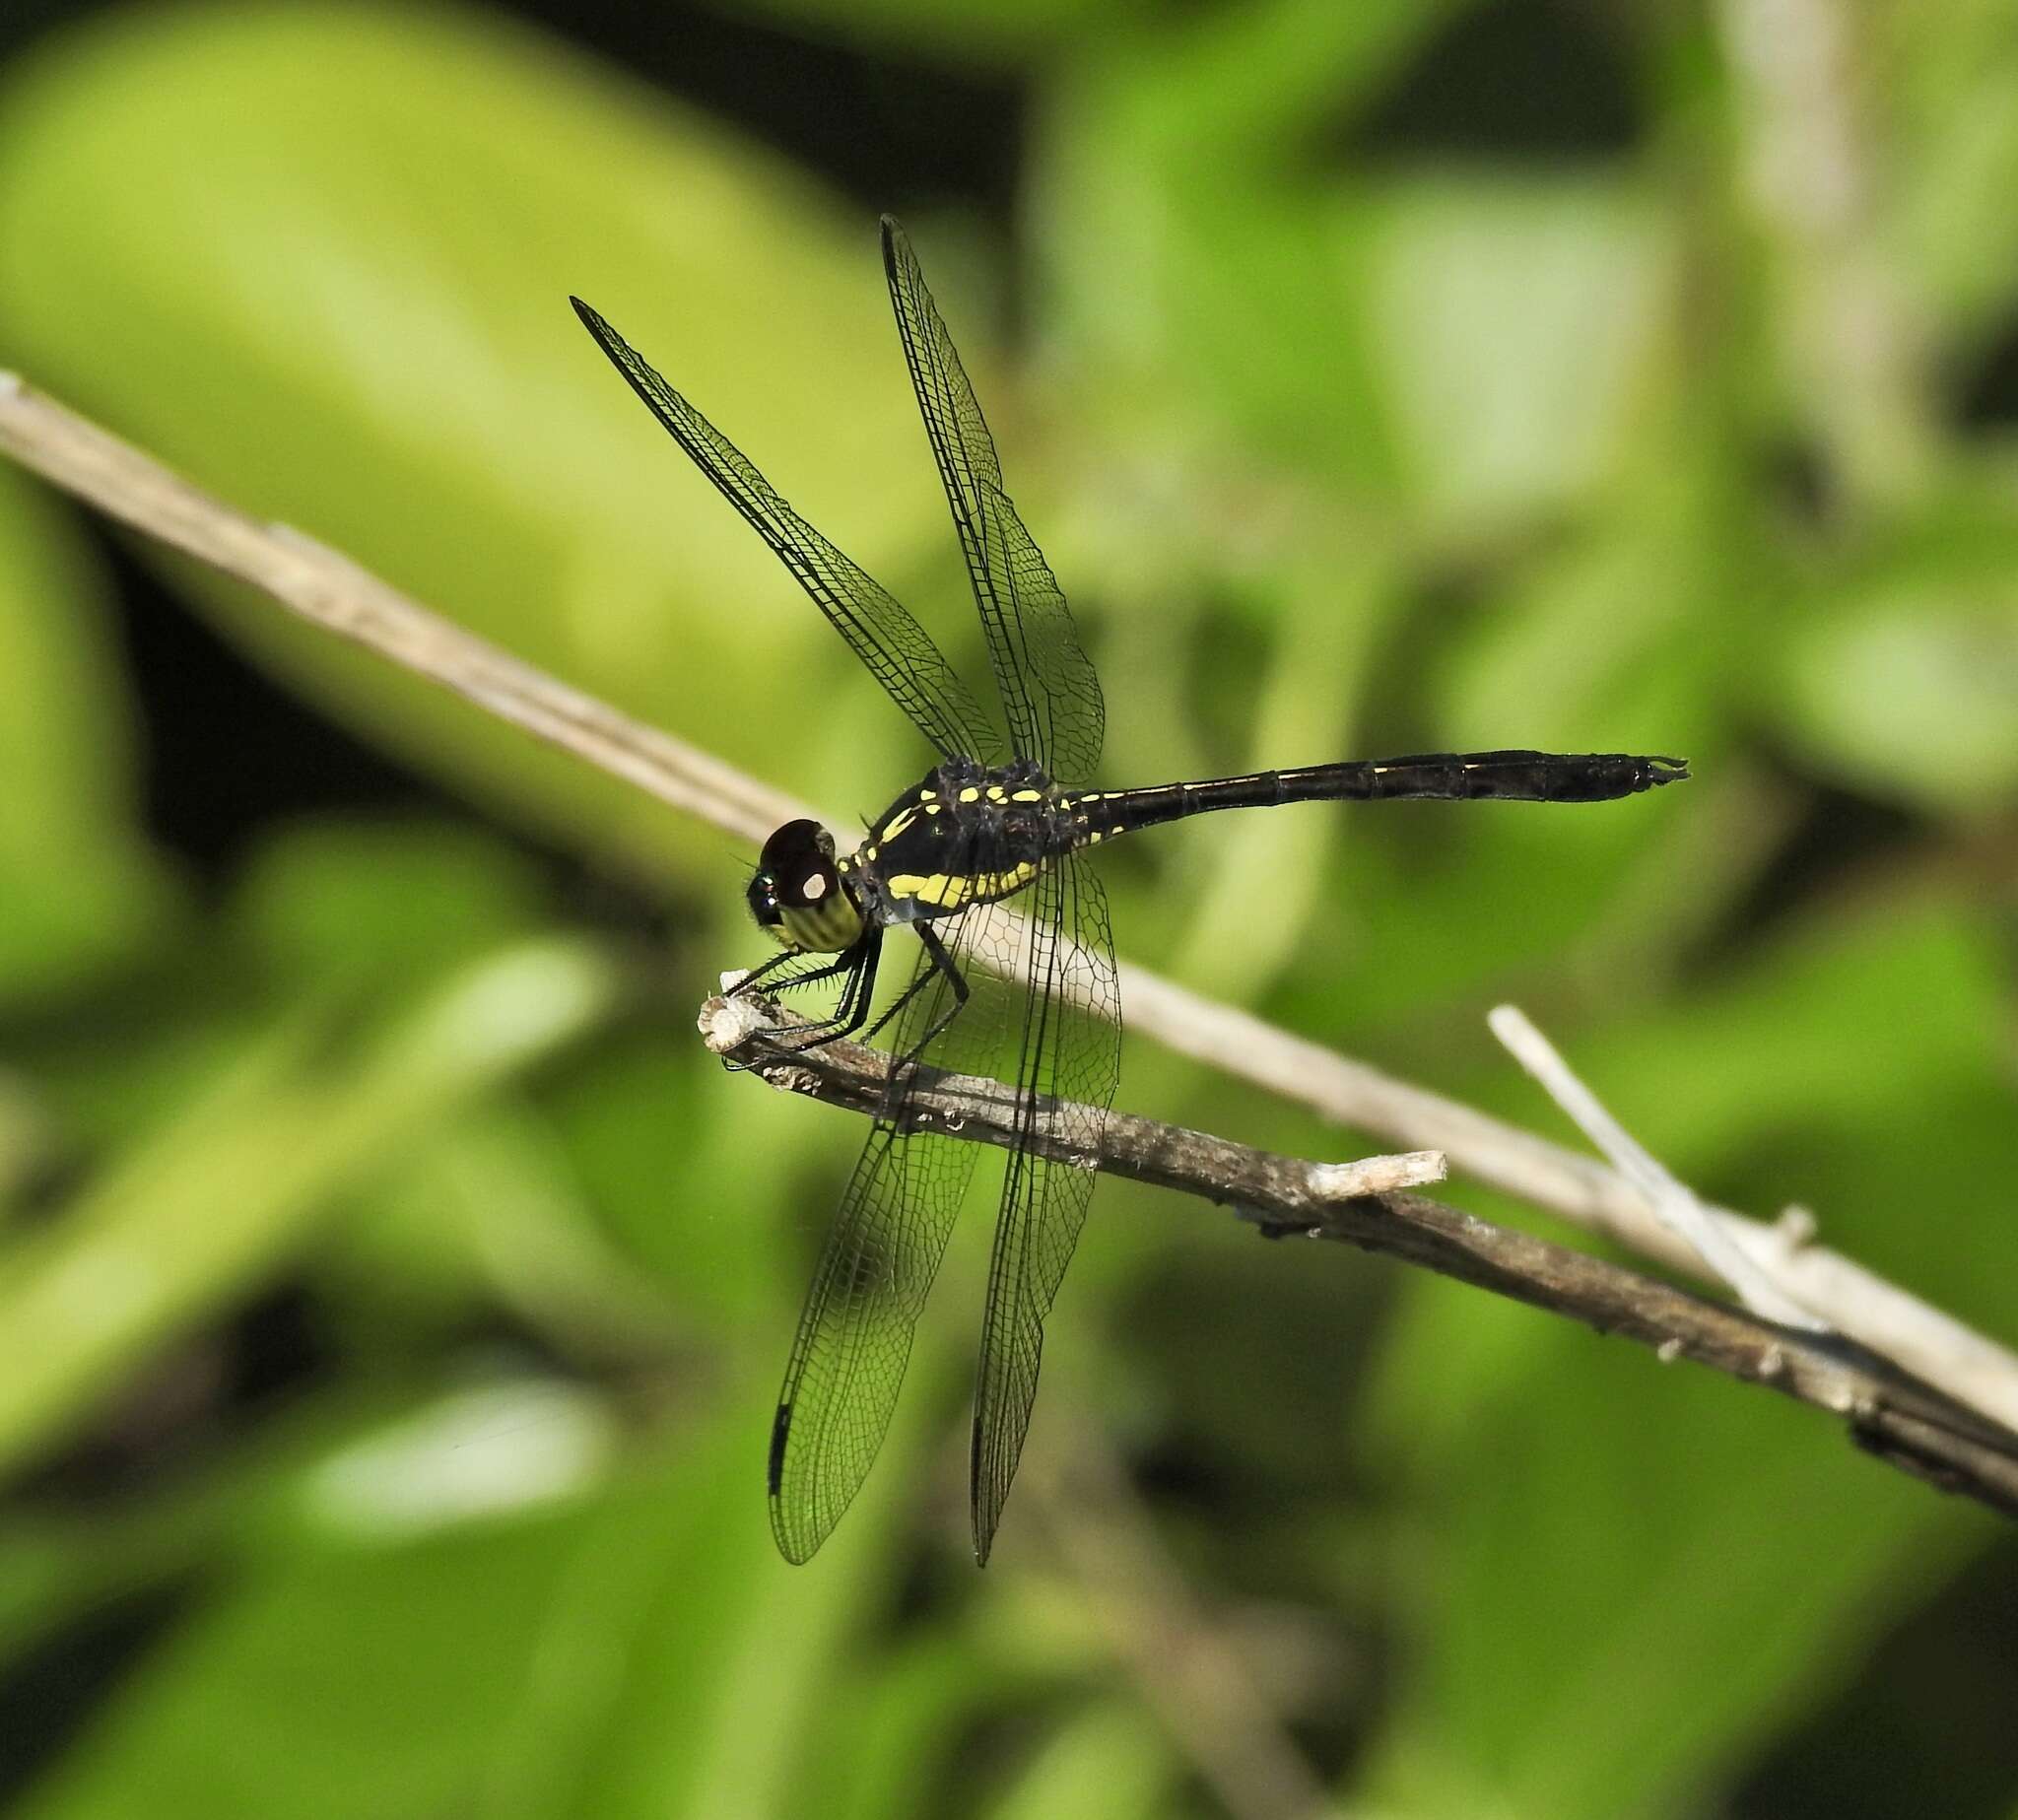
773, 927, 884, 1051
867, 923, 972, 1119
725, 932, 884, 1072
887, 924, 970, 1064
726, 946, 829, 997
863, 921, 968, 1051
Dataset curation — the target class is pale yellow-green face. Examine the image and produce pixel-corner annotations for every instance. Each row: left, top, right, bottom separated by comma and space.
747, 819, 866, 954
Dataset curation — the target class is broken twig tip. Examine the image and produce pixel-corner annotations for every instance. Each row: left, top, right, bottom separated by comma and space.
698, 992, 771, 1056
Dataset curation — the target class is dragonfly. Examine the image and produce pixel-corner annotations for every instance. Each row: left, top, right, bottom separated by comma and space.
572, 218, 1687, 1566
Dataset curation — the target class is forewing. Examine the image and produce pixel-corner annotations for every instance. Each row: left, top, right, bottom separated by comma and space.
767, 913, 1006, 1563
880, 219, 1105, 784
969, 852, 1121, 1564
572, 297, 1000, 765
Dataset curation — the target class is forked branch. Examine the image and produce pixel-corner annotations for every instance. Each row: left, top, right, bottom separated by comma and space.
704, 995, 2018, 1522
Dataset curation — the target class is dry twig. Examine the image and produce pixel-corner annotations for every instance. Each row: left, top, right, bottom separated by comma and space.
706, 999, 2018, 1523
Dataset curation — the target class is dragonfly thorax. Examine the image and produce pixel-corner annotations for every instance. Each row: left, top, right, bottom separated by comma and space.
747, 818, 868, 954
851, 758, 1075, 926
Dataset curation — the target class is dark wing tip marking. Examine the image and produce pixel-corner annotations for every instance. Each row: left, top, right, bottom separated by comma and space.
968, 1415, 991, 1567
768, 1400, 793, 1497
769, 1400, 820, 1565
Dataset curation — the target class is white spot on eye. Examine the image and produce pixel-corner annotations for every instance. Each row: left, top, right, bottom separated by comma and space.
802, 874, 827, 900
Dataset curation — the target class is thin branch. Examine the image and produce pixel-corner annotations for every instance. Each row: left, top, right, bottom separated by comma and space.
1490, 1003, 1828, 1331
706, 1000, 2018, 1522
0, 373, 796, 846
5, 372, 2017, 1444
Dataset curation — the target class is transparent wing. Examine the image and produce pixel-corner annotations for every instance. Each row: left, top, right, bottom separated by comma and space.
767, 912, 1006, 1563
969, 852, 1120, 1564
572, 296, 1000, 765
880, 219, 1105, 785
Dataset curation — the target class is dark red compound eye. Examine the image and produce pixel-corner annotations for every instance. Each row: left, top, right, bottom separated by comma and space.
759, 819, 838, 909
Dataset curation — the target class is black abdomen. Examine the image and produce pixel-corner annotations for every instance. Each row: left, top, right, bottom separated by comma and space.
1079, 750, 1689, 836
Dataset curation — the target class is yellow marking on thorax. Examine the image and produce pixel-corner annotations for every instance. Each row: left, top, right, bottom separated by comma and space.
885, 858, 1041, 910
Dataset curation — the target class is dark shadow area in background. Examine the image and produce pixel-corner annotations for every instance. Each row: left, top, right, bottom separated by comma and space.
1715, 765, 1927, 952
0, 1585, 195, 1802
510, 0, 1024, 223
1952, 310, 2018, 433
97, 530, 445, 879
1732, 1535, 2018, 1819
1341, 0, 1643, 163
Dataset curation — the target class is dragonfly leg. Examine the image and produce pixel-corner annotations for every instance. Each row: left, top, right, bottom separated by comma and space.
885, 922, 971, 1064
722, 932, 883, 1072
768, 928, 884, 1052
857, 925, 954, 1048
726, 947, 831, 997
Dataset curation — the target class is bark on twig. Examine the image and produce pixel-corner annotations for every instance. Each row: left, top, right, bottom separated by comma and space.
706, 998, 2018, 1523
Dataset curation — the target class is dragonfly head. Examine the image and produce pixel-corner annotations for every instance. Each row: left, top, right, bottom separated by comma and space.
747, 819, 866, 953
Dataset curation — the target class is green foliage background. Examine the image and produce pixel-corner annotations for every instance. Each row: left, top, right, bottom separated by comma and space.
1, 2, 2015, 1814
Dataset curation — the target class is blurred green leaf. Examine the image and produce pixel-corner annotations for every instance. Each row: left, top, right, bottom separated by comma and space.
0, 939, 614, 1476
982, 1699, 1168, 1820
232, 819, 546, 998
0, 467, 174, 1007
330, 1107, 683, 1364
819, 1636, 988, 1820
1363, 1289, 1985, 1818
0, 3, 950, 877
1364, 176, 1675, 536
1040, 0, 1461, 488
1771, 493, 2018, 811
1884, 0, 2018, 333
1360, 892, 2014, 1812
18, 1478, 623, 1819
